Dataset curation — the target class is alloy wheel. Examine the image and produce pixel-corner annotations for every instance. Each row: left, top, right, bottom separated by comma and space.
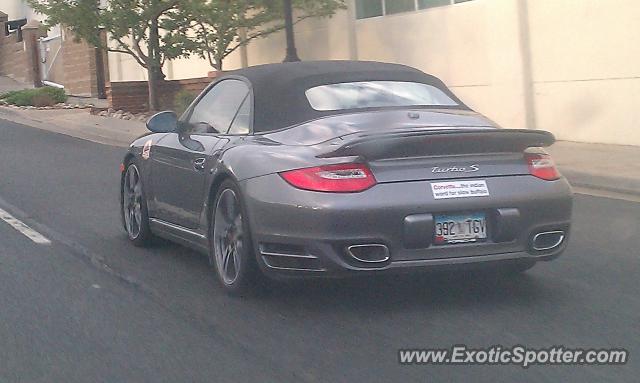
123, 165, 143, 239
213, 189, 244, 285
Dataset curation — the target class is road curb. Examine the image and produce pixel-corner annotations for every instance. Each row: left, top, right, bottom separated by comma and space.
0, 106, 141, 147
560, 168, 640, 196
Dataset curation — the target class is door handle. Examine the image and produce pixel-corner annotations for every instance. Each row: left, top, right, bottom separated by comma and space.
193, 157, 206, 171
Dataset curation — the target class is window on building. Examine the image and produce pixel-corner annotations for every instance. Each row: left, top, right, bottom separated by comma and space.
418, 0, 450, 10
386, 0, 415, 15
355, 0, 474, 19
356, 0, 383, 19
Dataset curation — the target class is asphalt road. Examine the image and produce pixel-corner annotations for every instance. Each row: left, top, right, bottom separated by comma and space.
0, 119, 638, 382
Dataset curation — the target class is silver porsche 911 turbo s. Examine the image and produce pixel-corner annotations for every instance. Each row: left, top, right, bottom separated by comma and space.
120, 60, 572, 294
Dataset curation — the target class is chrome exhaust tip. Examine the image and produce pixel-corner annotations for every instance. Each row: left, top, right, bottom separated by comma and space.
346, 244, 390, 263
531, 230, 565, 251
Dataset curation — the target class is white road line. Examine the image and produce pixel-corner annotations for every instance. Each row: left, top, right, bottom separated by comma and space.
0, 207, 51, 244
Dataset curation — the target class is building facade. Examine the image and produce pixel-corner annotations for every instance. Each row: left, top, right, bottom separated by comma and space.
111, 0, 639, 146
1, 0, 59, 35
5, 0, 637, 146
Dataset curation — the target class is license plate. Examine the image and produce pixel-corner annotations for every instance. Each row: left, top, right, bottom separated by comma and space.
434, 213, 487, 245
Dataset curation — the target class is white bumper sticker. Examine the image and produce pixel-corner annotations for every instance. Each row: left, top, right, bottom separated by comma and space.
431, 180, 489, 199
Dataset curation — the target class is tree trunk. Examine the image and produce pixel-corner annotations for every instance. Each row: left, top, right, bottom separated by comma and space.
147, 17, 162, 111
147, 65, 159, 112
282, 0, 300, 62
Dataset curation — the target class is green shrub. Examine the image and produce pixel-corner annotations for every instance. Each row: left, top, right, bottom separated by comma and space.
0, 90, 20, 100
31, 93, 56, 107
39, 86, 67, 103
1, 86, 67, 106
173, 90, 196, 116
4, 90, 36, 106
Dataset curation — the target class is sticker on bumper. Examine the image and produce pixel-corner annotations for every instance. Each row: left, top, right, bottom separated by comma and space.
431, 180, 489, 199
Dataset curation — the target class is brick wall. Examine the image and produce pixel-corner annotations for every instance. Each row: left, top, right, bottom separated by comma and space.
0, 14, 44, 85
0, 16, 107, 97
106, 74, 218, 113
0, 33, 29, 82
60, 28, 107, 97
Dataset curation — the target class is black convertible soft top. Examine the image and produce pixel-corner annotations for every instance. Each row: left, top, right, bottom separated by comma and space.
221, 60, 468, 133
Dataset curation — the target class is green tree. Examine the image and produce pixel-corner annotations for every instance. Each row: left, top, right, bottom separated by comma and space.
28, 0, 190, 111
173, 0, 345, 71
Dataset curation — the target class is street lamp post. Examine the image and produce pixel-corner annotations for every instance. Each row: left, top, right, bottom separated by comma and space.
282, 0, 300, 62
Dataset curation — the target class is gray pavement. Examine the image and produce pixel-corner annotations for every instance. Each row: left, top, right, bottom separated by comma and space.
0, 222, 287, 383
0, 117, 639, 382
0, 106, 145, 147
0, 76, 31, 93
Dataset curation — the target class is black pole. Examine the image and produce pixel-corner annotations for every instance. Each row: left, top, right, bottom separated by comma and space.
282, 0, 300, 62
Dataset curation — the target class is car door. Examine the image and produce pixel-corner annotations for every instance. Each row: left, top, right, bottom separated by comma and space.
150, 79, 250, 229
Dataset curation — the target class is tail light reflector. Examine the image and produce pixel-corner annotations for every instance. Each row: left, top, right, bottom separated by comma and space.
525, 153, 560, 181
280, 163, 377, 192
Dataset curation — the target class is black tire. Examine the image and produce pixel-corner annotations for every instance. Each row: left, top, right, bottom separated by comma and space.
209, 179, 260, 295
121, 162, 153, 247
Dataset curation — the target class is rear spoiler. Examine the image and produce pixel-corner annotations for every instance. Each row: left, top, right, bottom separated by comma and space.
318, 129, 555, 160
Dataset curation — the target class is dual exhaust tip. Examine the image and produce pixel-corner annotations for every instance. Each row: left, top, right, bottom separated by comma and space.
531, 230, 565, 251
345, 231, 564, 263
346, 244, 390, 263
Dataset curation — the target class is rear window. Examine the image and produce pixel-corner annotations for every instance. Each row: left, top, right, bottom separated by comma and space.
305, 81, 458, 111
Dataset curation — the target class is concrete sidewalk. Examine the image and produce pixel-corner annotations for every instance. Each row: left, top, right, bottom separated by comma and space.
0, 76, 32, 92
0, 105, 638, 195
548, 141, 640, 195
0, 106, 145, 147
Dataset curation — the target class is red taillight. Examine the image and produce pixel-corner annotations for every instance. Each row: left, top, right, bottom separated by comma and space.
525, 153, 560, 181
280, 163, 377, 192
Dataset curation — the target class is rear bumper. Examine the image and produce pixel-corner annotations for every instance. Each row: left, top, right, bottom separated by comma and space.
241, 174, 572, 278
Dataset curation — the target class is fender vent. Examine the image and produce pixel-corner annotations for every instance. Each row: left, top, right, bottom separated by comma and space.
259, 243, 325, 272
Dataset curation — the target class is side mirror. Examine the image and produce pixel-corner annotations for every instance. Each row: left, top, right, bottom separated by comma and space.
146, 111, 178, 133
